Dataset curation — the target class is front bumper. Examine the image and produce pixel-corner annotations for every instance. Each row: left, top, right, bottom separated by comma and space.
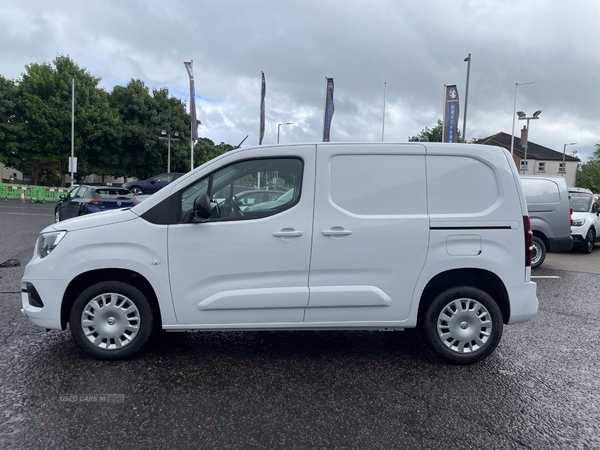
21, 279, 69, 330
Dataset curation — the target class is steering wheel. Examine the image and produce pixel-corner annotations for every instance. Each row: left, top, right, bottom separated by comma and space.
224, 195, 244, 217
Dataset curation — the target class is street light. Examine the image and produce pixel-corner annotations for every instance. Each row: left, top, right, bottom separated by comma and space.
159, 129, 180, 173
517, 110, 542, 174
462, 54, 471, 142
277, 122, 294, 144
510, 81, 535, 155
562, 142, 577, 176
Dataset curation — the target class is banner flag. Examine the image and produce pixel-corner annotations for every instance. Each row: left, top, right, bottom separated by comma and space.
184, 61, 199, 141
259, 71, 266, 145
443, 85, 460, 143
322, 77, 335, 142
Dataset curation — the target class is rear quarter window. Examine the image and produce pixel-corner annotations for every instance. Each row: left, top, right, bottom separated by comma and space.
427, 156, 499, 214
521, 179, 561, 204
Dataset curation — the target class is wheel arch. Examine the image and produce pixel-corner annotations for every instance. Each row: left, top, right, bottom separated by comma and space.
532, 230, 548, 248
60, 268, 162, 330
417, 268, 510, 326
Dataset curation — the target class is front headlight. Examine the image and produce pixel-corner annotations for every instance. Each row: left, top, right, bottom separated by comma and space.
572, 218, 586, 227
37, 231, 67, 258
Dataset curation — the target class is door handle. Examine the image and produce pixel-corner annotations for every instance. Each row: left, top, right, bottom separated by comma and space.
273, 229, 303, 238
322, 228, 352, 236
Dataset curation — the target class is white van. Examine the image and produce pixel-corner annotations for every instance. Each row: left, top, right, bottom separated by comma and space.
21, 143, 538, 364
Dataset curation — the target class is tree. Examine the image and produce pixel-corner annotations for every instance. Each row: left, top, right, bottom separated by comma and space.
12, 55, 119, 184
194, 138, 235, 167
409, 120, 463, 143
577, 144, 600, 192
0, 75, 21, 169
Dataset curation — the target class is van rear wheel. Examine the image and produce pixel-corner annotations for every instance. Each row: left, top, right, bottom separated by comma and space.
531, 236, 546, 269
69, 281, 154, 360
422, 286, 503, 365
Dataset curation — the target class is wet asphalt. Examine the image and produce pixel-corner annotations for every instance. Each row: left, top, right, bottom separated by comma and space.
1, 200, 599, 449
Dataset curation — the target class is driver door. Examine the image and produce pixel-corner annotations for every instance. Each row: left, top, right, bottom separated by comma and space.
167, 146, 316, 326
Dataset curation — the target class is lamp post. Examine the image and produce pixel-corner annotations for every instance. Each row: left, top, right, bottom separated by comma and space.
382, 81, 387, 141
70, 77, 75, 185
510, 81, 535, 155
462, 54, 471, 142
517, 110, 542, 174
159, 130, 180, 173
562, 142, 576, 176
277, 122, 294, 144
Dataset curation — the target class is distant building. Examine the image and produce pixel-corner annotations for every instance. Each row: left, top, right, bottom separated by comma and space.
476, 129, 580, 186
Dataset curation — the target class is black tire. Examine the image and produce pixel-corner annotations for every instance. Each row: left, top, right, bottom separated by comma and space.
55, 209, 61, 223
422, 286, 504, 365
531, 236, 546, 269
69, 281, 154, 360
581, 229, 595, 254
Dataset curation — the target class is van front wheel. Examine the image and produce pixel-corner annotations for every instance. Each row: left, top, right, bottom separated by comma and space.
423, 286, 503, 365
531, 236, 546, 269
69, 281, 154, 360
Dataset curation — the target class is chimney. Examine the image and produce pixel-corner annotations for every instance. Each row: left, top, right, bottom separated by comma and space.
520, 125, 528, 148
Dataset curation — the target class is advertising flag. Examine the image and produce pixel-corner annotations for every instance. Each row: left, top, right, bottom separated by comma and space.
259, 71, 266, 145
443, 85, 460, 143
322, 77, 335, 142
184, 61, 199, 141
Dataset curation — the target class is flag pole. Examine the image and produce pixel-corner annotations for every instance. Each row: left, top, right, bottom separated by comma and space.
190, 59, 194, 170
441, 84, 446, 143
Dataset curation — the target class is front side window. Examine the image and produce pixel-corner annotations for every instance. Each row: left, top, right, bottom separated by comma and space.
179, 158, 303, 223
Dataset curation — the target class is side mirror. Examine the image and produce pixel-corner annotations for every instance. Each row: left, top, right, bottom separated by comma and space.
194, 195, 212, 223
59, 194, 66, 200
149, 179, 156, 184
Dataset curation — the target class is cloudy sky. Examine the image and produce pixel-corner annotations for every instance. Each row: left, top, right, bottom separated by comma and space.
2, 0, 599, 161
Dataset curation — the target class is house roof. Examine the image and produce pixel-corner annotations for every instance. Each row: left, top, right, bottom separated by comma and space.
476, 132, 580, 162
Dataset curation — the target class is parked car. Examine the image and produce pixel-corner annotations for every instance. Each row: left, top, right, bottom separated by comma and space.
122, 172, 184, 196
22, 142, 537, 364
232, 189, 285, 209
568, 187, 593, 194
55, 186, 138, 222
569, 193, 600, 253
520, 176, 573, 268
243, 188, 294, 212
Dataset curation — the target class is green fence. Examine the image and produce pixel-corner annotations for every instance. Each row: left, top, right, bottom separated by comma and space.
0, 183, 70, 202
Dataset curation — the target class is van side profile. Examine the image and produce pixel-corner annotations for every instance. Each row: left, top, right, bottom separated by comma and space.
21, 143, 538, 364
520, 176, 573, 268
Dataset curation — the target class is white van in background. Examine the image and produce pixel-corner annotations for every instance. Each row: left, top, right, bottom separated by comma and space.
21, 143, 538, 365
520, 176, 573, 268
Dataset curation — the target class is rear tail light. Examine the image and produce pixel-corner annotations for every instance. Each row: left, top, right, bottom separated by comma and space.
133, 199, 141, 205
570, 206, 573, 226
88, 199, 105, 205
523, 215, 533, 267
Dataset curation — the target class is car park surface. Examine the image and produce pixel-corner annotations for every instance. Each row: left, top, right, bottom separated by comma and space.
1, 200, 599, 449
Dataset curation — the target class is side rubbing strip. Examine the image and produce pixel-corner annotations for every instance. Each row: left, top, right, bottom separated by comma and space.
430, 226, 512, 230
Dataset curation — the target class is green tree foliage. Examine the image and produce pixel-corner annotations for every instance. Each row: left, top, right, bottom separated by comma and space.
0, 56, 235, 185
194, 137, 235, 167
0, 75, 21, 167
577, 144, 600, 193
408, 119, 463, 143
12, 55, 120, 184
